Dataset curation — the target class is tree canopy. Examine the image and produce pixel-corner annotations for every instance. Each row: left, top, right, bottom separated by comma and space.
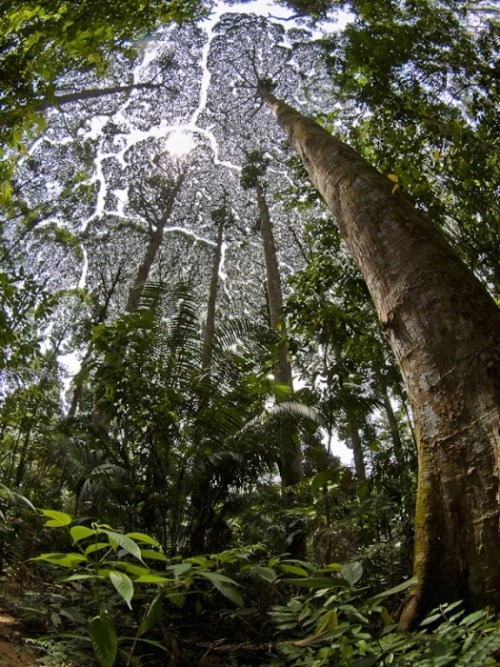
0, 0, 499, 664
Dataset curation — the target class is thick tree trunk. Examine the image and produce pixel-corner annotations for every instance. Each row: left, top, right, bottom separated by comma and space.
256, 179, 305, 558
258, 84, 500, 625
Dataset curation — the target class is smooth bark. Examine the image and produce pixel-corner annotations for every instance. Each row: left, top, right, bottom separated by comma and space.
256, 180, 303, 488
256, 179, 305, 558
258, 83, 500, 626
126, 171, 186, 312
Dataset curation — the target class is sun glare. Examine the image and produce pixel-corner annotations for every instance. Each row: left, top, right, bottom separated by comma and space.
165, 129, 197, 157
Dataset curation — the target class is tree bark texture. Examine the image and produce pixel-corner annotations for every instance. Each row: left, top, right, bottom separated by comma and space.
258, 84, 500, 625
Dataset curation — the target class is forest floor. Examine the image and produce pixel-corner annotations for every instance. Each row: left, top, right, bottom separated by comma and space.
0, 570, 77, 667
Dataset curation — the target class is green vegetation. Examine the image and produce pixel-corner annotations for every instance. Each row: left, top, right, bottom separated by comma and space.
1, 0, 499, 663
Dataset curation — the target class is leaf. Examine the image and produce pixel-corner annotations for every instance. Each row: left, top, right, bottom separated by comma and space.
41, 510, 72, 527
63, 574, 101, 582
368, 576, 417, 604
316, 609, 338, 633
198, 571, 244, 607
100, 530, 143, 562
387, 174, 399, 182
254, 566, 277, 583
89, 609, 117, 667
139, 592, 164, 636
167, 562, 193, 578
85, 542, 110, 556
109, 571, 134, 609
31, 553, 88, 568
126, 532, 161, 548
167, 591, 186, 609
293, 630, 329, 647
279, 564, 309, 576
70, 525, 96, 543
140, 549, 169, 562
340, 562, 363, 586
282, 577, 348, 589
134, 574, 172, 584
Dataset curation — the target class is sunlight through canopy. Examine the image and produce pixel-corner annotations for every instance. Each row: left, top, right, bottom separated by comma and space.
164, 129, 197, 157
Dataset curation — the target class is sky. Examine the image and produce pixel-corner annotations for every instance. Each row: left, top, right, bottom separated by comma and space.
53, 0, 356, 465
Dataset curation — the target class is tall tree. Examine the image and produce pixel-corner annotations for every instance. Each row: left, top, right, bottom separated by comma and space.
241, 151, 305, 557
257, 81, 500, 627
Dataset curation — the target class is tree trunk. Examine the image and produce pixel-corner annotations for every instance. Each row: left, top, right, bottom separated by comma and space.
202, 207, 226, 372
256, 179, 305, 558
347, 417, 366, 481
257, 84, 500, 626
126, 171, 185, 313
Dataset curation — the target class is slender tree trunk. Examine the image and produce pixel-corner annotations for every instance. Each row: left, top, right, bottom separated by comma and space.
257, 84, 500, 626
202, 208, 225, 372
332, 344, 366, 480
347, 417, 366, 481
189, 205, 226, 554
126, 172, 186, 313
256, 179, 305, 558
379, 381, 406, 469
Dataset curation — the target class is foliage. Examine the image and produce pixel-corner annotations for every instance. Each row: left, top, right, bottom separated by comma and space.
31, 511, 500, 666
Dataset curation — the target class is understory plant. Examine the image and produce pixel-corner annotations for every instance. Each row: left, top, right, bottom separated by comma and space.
32, 509, 500, 667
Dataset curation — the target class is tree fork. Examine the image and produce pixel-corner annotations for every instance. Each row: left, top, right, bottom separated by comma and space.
257, 82, 500, 627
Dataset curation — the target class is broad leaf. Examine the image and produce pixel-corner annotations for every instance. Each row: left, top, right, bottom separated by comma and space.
139, 592, 164, 636
100, 530, 143, 562
340, 562, 363, 586
109, 571, 134, 609
254, 565, 277, 583
126, 532, 161, 548
41, 510, 72, 527
89, 609, 117, 667
70, 525, 96, 544
282, 577, 349, 589
140, 549, 169, 562
31, 553, 88, 568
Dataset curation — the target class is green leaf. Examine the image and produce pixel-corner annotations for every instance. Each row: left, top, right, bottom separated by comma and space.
282, 577, 348, 589
107, 561, 151, 577
198, 571, 244, 607
167, 562, 193, 578
85, 542, 110, 556
139, 592, 164, 636
41, 509, 72, 527
70, 525, 96, 543
254, 565, 277, 583
89, 609, 117, 667
134, 574, 172, 584
167, 591, 186, 608
197, 571, 239, 586
63, 574, 101, 582
100, 530, 143, 562
31, 553, 88, 568
109, 571, 134, 609
340, 562, 363, 586
279, 564, 310, 576
140, 549, 169, 562
316, 609, 339, 633
126, 532, 161, 548
368, 576, 417, 604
